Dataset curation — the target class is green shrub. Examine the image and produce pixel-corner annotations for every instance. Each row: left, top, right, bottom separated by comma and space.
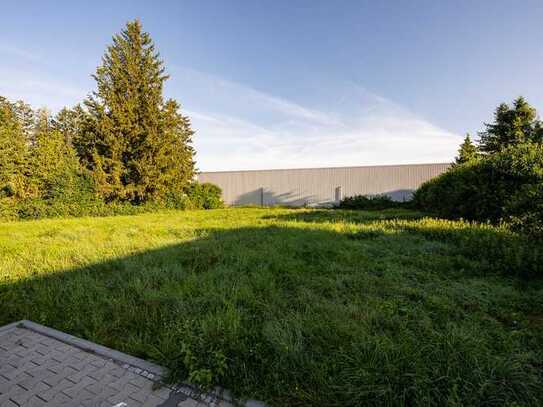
0, 181, 224, 221
413, 160, 504, 221
5, 196, 190, 220
161, 191, 190, 210
506, 183, 543, 239
414, 143, 543, 233
185, 182, 224, 209
339, 194, 409, 210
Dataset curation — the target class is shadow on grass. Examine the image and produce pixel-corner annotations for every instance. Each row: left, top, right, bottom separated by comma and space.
1, 224, 543, 406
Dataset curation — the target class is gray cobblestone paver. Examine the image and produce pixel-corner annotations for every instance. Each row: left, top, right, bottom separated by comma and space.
0, 325, 233, 407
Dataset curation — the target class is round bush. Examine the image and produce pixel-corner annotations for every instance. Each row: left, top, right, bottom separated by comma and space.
186, 182, 224, 209
414, 143, 543, 223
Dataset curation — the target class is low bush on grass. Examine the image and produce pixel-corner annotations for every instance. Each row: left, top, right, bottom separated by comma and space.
185, 182, 224, 210
339, 194, 410, 210
0, 181, 224, 220
414, 143, 543, 238
506, 183, 543, 239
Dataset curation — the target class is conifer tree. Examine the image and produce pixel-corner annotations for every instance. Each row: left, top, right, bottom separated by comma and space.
479, 97, 543, 154
0, 97, 29, 198
11, 99, 36, 144
454, 134, 479, 165
82, 20, 195, 202
34, 108, 52, 137
28, 127, 83, 200
52, 104, 86, 145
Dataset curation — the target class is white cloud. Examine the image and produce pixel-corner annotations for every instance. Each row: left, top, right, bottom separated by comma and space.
0, 43, 89, 111
0, 69, 87, 111
190, 108, 462, 171
0, 44, 40, 61
169, 69, 463, 171
0, 49, 462, 171
167, 66, 341, 127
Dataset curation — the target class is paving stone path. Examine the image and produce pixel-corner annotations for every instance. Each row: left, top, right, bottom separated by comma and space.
0, 322, 238, 407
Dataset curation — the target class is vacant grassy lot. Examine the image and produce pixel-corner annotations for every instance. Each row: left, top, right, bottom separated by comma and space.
1, 208, 542, 406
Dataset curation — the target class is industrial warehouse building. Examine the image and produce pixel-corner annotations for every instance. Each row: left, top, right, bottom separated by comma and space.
198, 163, 450, 207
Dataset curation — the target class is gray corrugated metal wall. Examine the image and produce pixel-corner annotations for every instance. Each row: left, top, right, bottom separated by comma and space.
197, 163, 450, 207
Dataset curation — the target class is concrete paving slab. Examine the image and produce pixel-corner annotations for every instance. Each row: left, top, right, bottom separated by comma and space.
0, 321, 236, 407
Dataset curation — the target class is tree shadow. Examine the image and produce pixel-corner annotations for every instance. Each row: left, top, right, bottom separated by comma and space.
385, 189, 416, 201
1, 223, 542, 405
231, 189, 417, 208
233, 189, 320, 207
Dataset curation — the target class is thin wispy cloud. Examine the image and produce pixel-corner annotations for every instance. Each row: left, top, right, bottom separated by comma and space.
0, 44, 40, 61
0, 49, 462, 171
0, 70, 87, 111
190, 109, 461, 171
167, 68, 462, 171
167, 66, 341, 127
0, 44, 89, 110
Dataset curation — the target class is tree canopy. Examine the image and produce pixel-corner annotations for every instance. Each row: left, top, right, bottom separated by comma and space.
478, 96, 543, 154
0, 97, 29, 199
0, 20, 219, 220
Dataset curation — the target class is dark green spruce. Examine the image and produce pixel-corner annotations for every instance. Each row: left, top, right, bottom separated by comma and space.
478, 96, 543, 154
0, 97, 29, 199
454, 133, 479, 165
81, 20, 195, 202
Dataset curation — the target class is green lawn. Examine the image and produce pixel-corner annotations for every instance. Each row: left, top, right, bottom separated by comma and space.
1, 208, 542, 406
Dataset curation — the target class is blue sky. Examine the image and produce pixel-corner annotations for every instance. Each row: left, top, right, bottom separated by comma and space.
1, 1, 542, 170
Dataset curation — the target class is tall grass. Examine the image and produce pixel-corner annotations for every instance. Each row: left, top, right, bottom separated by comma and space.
1, 208, 542, 406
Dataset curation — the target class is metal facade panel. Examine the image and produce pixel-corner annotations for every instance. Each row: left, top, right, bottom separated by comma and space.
198, 163, 450, 206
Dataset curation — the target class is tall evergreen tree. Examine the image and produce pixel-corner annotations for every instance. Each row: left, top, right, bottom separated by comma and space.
11, 99, 36, 144
52, 104, 86, 145
34, 108, 52, 136
454, 134, 479, 165
479, 97, 543, 154
28, 127, 83, 200
82, 20, 195, 202
0, 97, 29, 198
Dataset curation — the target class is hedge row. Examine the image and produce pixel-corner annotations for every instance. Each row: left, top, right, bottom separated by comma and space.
0, 182, 223, 220
339, 194, 410, 210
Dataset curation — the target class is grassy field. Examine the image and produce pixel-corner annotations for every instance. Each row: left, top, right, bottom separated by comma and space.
1, 208, 542, 406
